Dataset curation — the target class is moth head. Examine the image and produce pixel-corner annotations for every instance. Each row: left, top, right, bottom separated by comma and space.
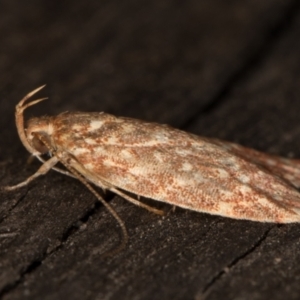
26, 117, 54, 154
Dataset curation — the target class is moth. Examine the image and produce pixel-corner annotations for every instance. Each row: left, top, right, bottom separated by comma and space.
4, 86, 300, 250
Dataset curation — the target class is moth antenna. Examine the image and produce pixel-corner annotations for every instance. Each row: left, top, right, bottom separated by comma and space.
33, 132, 129, 255
20, 97, 48, 111
17, 85, 46, 107
15, 86, 48, 155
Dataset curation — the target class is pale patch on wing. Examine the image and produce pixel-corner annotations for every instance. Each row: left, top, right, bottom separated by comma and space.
192, 172, 206, 183
273, 194, 283, 201
121, 123, 139, 133
174, 148, 192, 157
85, 138, 97, 145
106, 136, 121, 144
72, 124, 86, 131
89, 120, 104, 131
218, 202, 235, 215
173, 176, 195, 187
85, 162, 95, 170
153, 131, 170, 142
220, 189, 235, 198
237, 185, 252, 194
181, 162, 193, 171
257, 170, 265, 177
154, 152, 165, 163
217, 168, 230, 179
120, 149, 133, 159
103, 158, 120, 168
128, 165, 147, 176
237, 173, 250, 183
73, 148, 89, 156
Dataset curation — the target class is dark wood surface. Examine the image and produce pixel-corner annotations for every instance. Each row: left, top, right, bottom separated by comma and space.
1, 1, 300, 299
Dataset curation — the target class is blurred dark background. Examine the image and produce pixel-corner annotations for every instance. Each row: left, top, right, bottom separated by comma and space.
1, 1, 300, 299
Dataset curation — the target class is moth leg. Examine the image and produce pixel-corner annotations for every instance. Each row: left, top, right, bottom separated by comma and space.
36, 155, 75, 178
3, 156, 59, 191
28, 132, 75, 179
28, 155, 72, 178
54, 151, 128, 255
110, 187, 165, 216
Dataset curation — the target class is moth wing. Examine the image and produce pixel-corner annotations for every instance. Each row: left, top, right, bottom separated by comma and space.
79, 141, 300, 223
53, 113, 300, 223
214, 139, 300, 189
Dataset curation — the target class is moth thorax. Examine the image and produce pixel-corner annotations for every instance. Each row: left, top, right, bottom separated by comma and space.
26, 117, 54, 154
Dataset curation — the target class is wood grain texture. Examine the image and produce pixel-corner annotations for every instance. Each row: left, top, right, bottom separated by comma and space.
1, 0, 300, 299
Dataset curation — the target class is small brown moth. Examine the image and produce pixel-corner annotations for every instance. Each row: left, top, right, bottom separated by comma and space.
4, 87, 300, 250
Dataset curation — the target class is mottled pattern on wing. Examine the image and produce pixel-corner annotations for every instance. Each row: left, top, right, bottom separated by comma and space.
51, 112, 300, 223
213, 140, 300, 189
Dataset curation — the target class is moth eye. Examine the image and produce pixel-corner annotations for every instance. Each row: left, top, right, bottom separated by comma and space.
31, 135, 49, 154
